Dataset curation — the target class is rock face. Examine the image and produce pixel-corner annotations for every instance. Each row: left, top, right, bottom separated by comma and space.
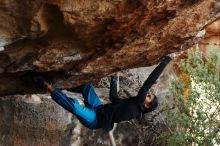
0, 0, 220, 96
200, 20, 220, 52
0, 95, 74, 146
0, 65, 172, 146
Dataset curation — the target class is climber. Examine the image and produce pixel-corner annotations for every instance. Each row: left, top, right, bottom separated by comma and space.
35, 56, 172, 134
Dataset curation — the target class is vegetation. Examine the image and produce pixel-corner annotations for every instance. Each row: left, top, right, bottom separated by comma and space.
159, 45, 220, 146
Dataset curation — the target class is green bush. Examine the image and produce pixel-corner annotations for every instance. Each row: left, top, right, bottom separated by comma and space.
159, 45, 220, 146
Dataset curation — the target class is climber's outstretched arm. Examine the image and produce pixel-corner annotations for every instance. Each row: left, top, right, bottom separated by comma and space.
108, 131, 116, 146
136, 56, 172, 103
109, 75, 122, 103
108, 123, 117, 146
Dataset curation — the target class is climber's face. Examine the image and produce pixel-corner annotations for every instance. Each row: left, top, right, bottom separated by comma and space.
144, 94, 155, 108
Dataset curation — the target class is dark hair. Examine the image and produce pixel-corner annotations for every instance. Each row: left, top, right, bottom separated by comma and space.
149, 95, 158, 110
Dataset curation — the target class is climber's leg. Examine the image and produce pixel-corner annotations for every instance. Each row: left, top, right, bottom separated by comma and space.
67, 83, 102, 109
51, 89, 99, 129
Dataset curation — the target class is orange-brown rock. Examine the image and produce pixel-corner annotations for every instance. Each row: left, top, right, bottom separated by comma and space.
200, 20, 220, 53
0, 0, 220, 96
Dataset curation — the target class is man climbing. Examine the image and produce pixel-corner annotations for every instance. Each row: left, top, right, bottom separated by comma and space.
35, 56, 171, 136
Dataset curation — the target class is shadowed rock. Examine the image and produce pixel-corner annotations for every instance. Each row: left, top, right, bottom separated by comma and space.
0, 0, 220, 96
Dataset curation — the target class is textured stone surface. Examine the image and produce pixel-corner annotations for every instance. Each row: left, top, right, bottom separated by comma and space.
200, 20, 220, 52
0, 65, 173, 146
0, 1, 220, 146
0, 95, 74, 146
0, 0, 219, 96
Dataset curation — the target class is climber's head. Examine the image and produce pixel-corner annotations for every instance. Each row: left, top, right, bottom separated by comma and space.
144, 93, 158, 110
